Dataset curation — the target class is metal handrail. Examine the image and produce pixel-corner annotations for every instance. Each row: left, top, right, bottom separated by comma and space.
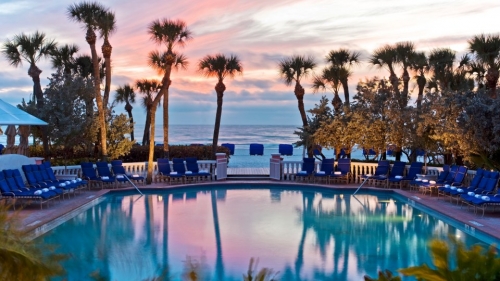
119, 174, 144, 196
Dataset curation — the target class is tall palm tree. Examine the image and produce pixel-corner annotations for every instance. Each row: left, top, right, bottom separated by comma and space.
428, 48, 456, 91
325, 49, 360, 107
312, 65, 347, 113
146, 18, 192, 183
114, 84, 136, 141
50, 43, 79, 75
395, 41, 416, 107
136, 79, 161, 146
146, 50, 189, 183
468, 33, 500, 98
278, 55, 316, 128
198, 54, 243, 159
369, 45, 399, 97
2, 31, 56, 157
409, 51, 428, 114
67, 1, 109, 160
98, 10, 116, 107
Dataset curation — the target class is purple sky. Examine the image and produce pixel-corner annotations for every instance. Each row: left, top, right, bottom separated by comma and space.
1, 0, 499, 126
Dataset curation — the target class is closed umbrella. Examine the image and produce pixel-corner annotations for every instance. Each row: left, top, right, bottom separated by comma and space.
17, 125, 30, 156
4, 125, 17, 154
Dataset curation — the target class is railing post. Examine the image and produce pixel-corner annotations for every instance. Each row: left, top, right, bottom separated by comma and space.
270, 153, 282, 180
216, 153, 227, 180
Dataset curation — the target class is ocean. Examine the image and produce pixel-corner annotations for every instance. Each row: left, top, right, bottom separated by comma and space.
0, 124, 410, 167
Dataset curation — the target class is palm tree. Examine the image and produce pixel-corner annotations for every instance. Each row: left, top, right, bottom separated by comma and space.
146, 50, 189, 183
146, 18, 192, 183
67, 1, 109, 160
468, 33, 500, 98
395, 41, 416, 107
409, 51, 428, 114
428, 48, 456, 91
114, 84, 136, 141
312, 65, 346, 113
2, 31, 56, 157
198, 54, 243, 158
136, 79, 161, 146
98, 10, 116, 107
325, 49, 360, 107
369, 45, 399, 96
278, 55, 316, 128
50, 43, 79, 75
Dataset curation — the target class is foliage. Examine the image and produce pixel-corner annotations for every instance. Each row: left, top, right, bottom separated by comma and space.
399, 237, 500, 280
0, 202, 66, 280
106, 113, 135, 160
364, 269, 401, 281
37, 70, 98, 156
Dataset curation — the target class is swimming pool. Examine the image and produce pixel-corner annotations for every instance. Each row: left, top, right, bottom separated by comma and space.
37, 184, 495, 280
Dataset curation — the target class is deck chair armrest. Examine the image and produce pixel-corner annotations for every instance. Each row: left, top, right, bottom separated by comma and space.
2, 191, 15, 196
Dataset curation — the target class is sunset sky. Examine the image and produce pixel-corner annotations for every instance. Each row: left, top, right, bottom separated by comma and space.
1, 0, 499, 126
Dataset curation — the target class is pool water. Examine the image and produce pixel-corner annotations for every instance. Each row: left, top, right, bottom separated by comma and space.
38, 185, 492, 280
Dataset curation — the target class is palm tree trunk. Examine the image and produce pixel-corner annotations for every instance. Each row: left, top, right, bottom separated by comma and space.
416, 75, 426, 115
401, 68, 410, 107
341, 77, 350, 107
102, 39, 112, 108
142, 106, 152, 146
162, 65, 173, 160
146, 106, 158, 184
87, 28, 107, 161
294, 82, 313, 157
28, 64, 50, 158
126, 108, 134, 141
212, 82, 225, 159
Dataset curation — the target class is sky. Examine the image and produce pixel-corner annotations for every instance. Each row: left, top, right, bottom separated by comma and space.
1, 0, 500, 127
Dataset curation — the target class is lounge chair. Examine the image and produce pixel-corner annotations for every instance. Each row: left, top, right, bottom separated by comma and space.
278, 144, 293, 156
330, 158, 351, 183
295, 158, 315, 182
156, 158, 171, 183
420, 166, 467, 196
43, 161, 88, 191
313, 158, 334, 184
388, 162, 423, 189
439, 168, 485, 203
171, 158, 187, 184
221, 143, 235, 155
459, 172, 500, 215
185, 157, 211, 182
110, 160, 145, 185
96, 162, 123, 187
80, 162, 114, 189
0, 171, 58, 209
249, 143, 264, 156
376, 161, 406, 188
359, 160, 390, 185
409, 165, 451, 191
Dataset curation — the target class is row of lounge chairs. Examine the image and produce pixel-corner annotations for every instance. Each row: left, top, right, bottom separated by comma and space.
0, 162, 88, 209
295, 158, 351, 184
156, 158, 212, 184
80, 160, 145, 188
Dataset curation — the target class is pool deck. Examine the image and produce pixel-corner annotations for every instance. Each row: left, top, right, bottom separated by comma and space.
12, 180, 500, 242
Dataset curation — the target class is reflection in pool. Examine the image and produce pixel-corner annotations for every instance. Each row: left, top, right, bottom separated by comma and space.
38, 186, 489, 280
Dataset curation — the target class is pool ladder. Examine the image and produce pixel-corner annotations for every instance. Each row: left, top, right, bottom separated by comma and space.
352, 176, 371, 195
118, 174, 144, 196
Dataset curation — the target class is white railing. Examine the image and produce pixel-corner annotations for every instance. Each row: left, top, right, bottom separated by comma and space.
51, 160, 217, 181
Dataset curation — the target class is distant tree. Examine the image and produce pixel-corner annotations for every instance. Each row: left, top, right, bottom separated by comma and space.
467, 33, 500, 99
409, 51, 428, 114
428, 48, 456, 91
395, 41, 416, 107
50, 43, 79, 75
312, 65, 346, 113
325, 48, 360, 108
2, 31, 57, 157
135, 79, 161, 146
198, 53, 243, 159
114, 84, 136, 141
278, 55, 316, 128
67, 1, 109, 160
146, 18, 192, 183
369, 45, 400, 97
40, 70, 98, 158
